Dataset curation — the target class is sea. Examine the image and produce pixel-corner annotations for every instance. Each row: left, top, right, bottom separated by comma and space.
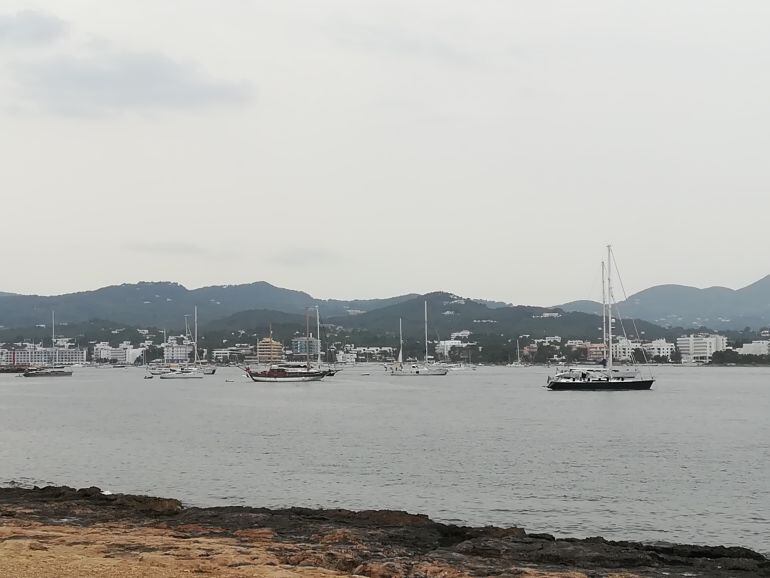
1, 364, 768, 553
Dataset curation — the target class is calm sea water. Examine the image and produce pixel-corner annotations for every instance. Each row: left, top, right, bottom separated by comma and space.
1, 365, 768, 553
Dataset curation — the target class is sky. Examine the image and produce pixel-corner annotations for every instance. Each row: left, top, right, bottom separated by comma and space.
1, 1, 769, 306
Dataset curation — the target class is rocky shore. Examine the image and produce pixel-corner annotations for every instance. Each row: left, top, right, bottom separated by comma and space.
0, 485, 767, 577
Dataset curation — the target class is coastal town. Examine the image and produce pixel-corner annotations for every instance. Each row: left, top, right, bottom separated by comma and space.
3, 323, 770, 369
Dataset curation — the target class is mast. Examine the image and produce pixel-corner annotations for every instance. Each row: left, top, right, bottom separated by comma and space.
398, 318, 403, 363
516, 337, 520, 364
606, 245, 613, 374
601, 260, 607, 362
315, 305, 321, 366
424, 300, 428, 363
194, 306, 199, 364
305, 309, 310, 368
52, 310, 57, 365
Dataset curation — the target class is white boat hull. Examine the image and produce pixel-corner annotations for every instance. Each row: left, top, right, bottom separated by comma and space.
159, 372, 204, 379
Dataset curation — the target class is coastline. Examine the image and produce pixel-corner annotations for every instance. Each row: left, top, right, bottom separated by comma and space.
0, 486, 767, 577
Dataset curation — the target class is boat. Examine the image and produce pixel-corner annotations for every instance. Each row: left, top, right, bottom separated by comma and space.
159, 367, 204, 379
547, 245, 655, 391
389, 304, 448, 376
244, 312, 329, 383
23, 312, 73, 377
0, 365, 29, 374
245, 364, 327, 382
23, 366, 73, 378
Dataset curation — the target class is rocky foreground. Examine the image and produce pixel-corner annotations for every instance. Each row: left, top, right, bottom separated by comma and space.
0, 486, 767, 578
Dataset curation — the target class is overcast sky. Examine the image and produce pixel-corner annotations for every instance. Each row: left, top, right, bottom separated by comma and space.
1, 1, 768, 305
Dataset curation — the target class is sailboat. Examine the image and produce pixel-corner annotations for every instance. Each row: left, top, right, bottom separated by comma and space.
23, 312, 73, 377
245, 308, 328, 382
160, 309, 204, 379
546, 246, 655, 391
389, 302, 448, 376
508, 337, 525, 367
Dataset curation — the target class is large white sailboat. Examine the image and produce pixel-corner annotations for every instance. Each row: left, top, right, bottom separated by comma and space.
23, 312, 73, 378
389, 302, 448, 376
546, 246, 655, 391
159, 309, 204, 380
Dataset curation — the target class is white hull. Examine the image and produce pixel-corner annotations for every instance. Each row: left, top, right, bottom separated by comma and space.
389, 364, 448, 376
159, 371, 204, 379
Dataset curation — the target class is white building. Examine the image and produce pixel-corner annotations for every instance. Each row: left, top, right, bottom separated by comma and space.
335, 352, 357, 364
736, 341, 770, 356
93, 341, 145, 364
676, 334, 727, 363
435, 339, 466, 357
450, 330, 471, 340
1, 345, 86, 365
642, 339, 676, 359
164, 344, 193, 363
611, 337, 641, 361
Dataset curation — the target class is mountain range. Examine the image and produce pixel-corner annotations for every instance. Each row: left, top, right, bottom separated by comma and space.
559, 275, 770, 330
0, 282, 416, 329
3, 274, 770, 337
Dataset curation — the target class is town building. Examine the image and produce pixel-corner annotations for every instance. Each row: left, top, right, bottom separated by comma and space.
676, 334, 727, 363
642, 339, 676, 359
435, 339, 467, 357
335, 352, 357, 364
611, 337, 641, 361
1, 345, 86, 366
450, 330, 471, 340
586, 342, 606, 362
93, 341, 145, 364
255, 338, 284, 364
164, 344, 193, 363
735, 341, 770, 356
291, 336, 320, 357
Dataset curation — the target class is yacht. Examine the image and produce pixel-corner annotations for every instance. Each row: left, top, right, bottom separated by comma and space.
159, 367, 204, 380
245, 364, 327, 382
23, 312, 73, 377
389, 304, 448, 377
23, 366, 73, 378
547, 246, 655, 391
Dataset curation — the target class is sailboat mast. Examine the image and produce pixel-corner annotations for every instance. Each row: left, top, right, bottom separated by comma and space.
601, 260, 607, 362
424, 300, 428, 363
305, 310, 310, 368
52, 310, 57, 365
516, 337, 520, 364
398, 318, 403, 363
606, 245, 613, 374
194, 306, 199, 364
315, 306, 321, 366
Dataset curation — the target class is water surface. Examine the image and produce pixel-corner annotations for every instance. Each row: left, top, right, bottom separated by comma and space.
1, 365, 768, 553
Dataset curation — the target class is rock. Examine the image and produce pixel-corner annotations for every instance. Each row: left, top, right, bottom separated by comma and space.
112, 495, 182, 516
353, 561, 408, 578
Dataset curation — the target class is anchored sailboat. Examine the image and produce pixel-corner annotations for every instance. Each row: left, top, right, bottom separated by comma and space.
546, 246, 655, 391
23, 311, 73, 377
389, 301, 448, 376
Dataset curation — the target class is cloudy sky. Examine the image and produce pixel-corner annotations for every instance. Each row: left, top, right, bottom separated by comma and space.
1, 1, 768, 305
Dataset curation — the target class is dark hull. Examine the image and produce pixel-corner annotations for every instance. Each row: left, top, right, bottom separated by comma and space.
547, 379, 654, 391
